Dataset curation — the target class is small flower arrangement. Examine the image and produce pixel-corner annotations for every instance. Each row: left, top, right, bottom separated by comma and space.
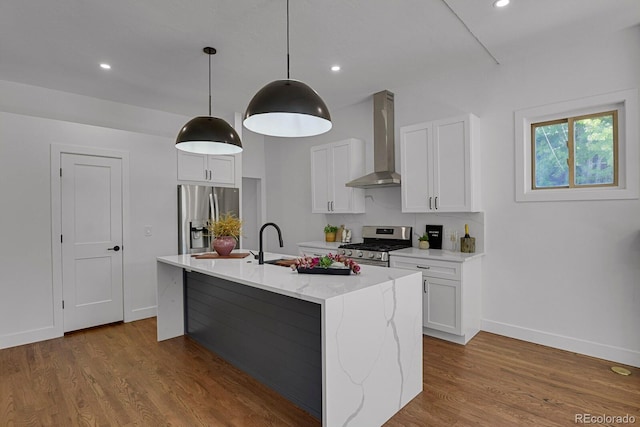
291, 253, 361, 274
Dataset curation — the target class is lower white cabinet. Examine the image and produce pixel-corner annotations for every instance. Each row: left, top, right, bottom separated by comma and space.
424, 276, 461, 335
390, 255, 481, 344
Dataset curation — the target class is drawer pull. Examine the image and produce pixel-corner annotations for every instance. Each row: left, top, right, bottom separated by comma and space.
417, 265, 431, 269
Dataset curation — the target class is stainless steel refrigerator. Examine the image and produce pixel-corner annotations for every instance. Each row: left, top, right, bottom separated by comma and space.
178, 185, 240, 254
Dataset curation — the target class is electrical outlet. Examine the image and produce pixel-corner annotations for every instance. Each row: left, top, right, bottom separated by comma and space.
144, 225, 152, 237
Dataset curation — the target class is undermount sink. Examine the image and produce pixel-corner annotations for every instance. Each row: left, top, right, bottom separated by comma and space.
263, 258, 296, 267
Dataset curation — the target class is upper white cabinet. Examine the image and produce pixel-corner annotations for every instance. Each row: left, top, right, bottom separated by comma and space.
177, 151, 240, 187
400, 114, 481, 212
311, 138, 365, 214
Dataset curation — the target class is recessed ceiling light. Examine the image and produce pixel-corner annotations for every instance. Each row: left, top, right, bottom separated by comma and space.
331, 65, 341, 72
99, 63, 111, 70
493, 0, 509, 7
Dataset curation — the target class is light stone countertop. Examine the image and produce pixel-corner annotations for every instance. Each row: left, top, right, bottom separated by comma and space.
390, 247, 484, 262
157, 251, 421, 305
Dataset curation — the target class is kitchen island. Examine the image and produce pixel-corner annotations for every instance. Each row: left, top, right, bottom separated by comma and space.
157, 253, 422, 427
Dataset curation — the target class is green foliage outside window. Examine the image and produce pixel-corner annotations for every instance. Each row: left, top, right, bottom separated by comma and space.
532, 111, 617, 189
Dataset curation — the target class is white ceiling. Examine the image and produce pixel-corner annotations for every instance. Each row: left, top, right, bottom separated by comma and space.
1, 0, 638, 118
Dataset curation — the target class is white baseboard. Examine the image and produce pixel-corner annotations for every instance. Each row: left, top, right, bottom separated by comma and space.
126, 305, 157, 322
1, 307, 157, 350
0, 326, 62, 350
482, 319, 640, 368
423, 327, 479, 345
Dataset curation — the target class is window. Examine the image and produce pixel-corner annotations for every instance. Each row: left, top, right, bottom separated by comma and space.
532, 110, 618, 190
515, 89, 638, 202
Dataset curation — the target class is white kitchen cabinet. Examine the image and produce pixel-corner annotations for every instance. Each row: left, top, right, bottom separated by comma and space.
311, 139, 365, 214
177, 151, 240, 187
400, 114, 481, 213
390, 255, 481, 344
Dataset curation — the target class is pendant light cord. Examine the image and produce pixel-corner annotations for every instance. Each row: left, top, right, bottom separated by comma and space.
208, 51, 212, 116
286, 0, 290, 79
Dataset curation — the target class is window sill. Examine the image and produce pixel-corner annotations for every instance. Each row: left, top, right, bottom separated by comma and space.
516, 186, 638, 202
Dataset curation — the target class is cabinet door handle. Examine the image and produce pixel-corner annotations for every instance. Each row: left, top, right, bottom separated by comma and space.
435, 196, 438, 210
327, 201, 330, 211
423, 279, 428, 294
204, 169, 208, 180
417, 265, 431, 269
330, 201, 334, 211
429, 196, 433, 210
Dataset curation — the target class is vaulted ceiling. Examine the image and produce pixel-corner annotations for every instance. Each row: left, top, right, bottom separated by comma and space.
1, 0, 638, 117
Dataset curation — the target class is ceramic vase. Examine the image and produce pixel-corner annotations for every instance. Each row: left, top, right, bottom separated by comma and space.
213, 236, 236, 256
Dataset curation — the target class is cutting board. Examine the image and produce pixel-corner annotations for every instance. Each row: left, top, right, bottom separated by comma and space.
192, 252, 251, 259
271, 259, 297, 267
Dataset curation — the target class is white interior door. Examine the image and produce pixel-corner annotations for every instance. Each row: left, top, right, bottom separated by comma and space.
61, 153, 123, 332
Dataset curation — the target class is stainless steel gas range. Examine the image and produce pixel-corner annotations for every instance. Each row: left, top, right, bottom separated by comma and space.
337, 226, 412, 267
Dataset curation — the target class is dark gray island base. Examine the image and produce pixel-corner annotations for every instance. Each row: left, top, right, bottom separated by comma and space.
185, 271, 322, 419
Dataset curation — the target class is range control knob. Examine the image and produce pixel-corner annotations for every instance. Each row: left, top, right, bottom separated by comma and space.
377, 253, 383, 259
347, 250, 353, 256
369, 253, 375, 258
357, 252, 363, 258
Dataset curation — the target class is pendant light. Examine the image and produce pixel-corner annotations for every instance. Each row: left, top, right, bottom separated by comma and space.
176, 47, 242, 155
243, 0, 332, 137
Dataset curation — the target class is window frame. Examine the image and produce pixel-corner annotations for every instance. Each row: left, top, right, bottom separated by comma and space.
515, 89, 638, 202
530, 110, 619, 190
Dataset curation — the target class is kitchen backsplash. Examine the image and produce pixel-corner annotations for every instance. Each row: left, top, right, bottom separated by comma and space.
327, 187, 485, 252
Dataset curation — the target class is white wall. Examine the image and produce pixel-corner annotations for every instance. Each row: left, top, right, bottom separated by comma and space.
0, 81, 266, 348
0, 81, 186, 348
264, 26, 640, 366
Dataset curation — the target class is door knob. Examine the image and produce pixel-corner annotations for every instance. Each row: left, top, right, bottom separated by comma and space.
108, 245, 121, 252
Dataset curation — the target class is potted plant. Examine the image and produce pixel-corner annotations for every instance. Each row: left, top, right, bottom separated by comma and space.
418, 233, 430, 249
207, 213, 242, 256
324, 224, 338, 242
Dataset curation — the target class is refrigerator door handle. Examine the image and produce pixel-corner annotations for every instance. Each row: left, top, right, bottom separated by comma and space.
209, 193, 215, 222
210, 192, 219, 222
214, 193, 220, 221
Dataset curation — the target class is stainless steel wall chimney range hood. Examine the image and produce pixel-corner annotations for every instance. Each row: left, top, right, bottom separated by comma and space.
345, 90, 401, 188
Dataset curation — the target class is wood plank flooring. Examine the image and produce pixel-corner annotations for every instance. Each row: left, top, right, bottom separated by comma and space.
1, 318, 638, 426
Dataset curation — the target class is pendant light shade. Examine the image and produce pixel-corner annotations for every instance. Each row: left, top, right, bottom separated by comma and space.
175, 116, 242, 154
243, 0, 331, 138
244, 79, 331, 137
176, 47, 242, 155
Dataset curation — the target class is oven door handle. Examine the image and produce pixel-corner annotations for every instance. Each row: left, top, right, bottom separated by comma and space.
354, 258, 388, 267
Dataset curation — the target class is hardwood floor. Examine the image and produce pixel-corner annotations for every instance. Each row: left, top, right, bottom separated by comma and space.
1, 318, 638, 426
